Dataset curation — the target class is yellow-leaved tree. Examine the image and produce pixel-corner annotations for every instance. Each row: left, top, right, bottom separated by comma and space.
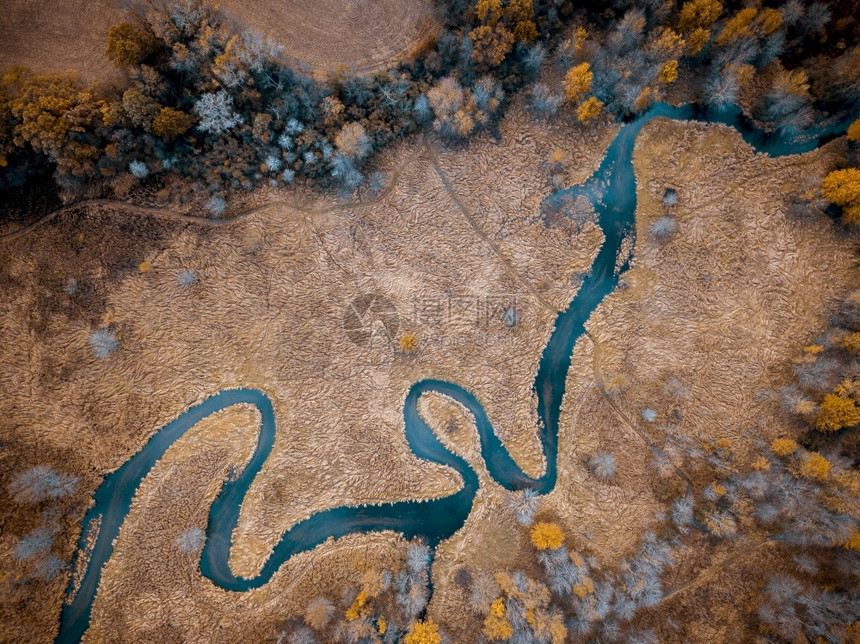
482, 598, 513, 641
404, 617, 441, 644
576, 97, 603, 123
564, 63, 593, 103
658, 60, 679, 84
814, 394, 860, 432
530, 521, 564, 550
847, 118, 860, 142
821, 168, 860, 224
679, 0, 723, 33
3, 67, 106, 180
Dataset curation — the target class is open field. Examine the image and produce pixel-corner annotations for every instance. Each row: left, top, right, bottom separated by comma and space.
0, 0, 437, 83
0, 101, 857, 641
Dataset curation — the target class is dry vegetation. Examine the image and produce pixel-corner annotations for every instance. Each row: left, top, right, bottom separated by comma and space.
0, 0, 437, 85
0, 104, 857, 641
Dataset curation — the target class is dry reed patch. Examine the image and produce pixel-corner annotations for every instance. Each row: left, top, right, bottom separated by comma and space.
552, 336, 664, 559
583, 119, 858, 469
429, 104, 617, 312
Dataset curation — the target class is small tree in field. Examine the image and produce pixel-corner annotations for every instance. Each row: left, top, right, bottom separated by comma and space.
530, 521, 564, 550
400, 333, 419, 352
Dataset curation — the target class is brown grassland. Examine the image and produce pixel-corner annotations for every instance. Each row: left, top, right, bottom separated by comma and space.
0, 0, 437, 85
0, 101, 857, 641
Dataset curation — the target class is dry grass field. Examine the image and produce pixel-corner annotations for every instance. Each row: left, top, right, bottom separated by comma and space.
0, 0, 437, 83
0, 103, 857, 641
0, 0, 125, 84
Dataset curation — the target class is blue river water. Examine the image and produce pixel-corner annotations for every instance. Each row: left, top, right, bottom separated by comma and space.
56, 103, 847, 642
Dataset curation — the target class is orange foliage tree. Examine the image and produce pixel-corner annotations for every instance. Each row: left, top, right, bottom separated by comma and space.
564, 63, 593, 103
658, 60, 679, 84
153, 107, 195, 141
821, 168, 860, 224
3, 67, 107, 180
482, 598, 513, 641
404, 617, 441, 644
470, 24, 516, 67
105, 22, 160, 67
576, 97, 603, 123
679, 0, 723, 33
847, 118, 860, 143
530, 521, 564, 550
814, 394, 860, 432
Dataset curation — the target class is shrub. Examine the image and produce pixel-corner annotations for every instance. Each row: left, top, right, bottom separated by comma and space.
663, 188, 678, 205
651, 216, 677, 241
770, 438, 799, 456
206, 195, 227, 216
176, 268, 197, 287
8, 465, 78, 503
176, 526, 205, 553
530, 521, 564, 550
14, 528, 53, 562
89, 329, 119, 358
400, 333, 419, 352
304, 597, 335, 630
128, 160, 149, 178
589, 453, 617, 479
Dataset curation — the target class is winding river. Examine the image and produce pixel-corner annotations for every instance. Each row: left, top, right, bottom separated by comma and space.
57, 103, 846, 642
